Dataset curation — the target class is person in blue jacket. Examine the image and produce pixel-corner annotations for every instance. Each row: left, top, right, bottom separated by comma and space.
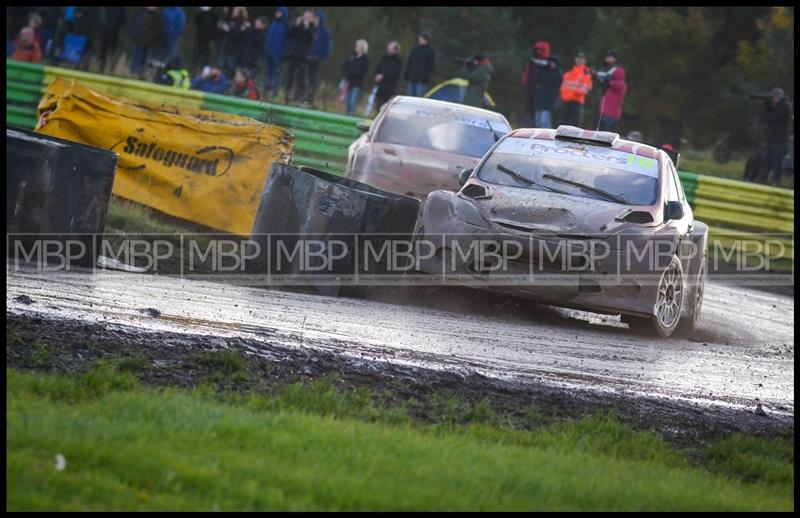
161, 7, 186, 62
303, 10, 332, 105
263, 6, 289, 99
190, 66, 228, 94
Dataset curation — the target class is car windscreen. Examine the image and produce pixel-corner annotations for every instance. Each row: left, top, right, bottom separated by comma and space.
476, 137, 660, 206
374, 103, 509, 158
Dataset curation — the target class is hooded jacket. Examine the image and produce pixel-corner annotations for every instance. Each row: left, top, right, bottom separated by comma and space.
560, 64, 593, 105
265, 6, 289, 59
404, 43, 435, 84
459, 60, 493, 108
522, 41, 550, 88
599, 65, 627, 119
309, 11, 332, 62
374, 53, 403, 95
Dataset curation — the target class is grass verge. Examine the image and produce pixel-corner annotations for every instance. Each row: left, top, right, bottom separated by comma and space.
6, 363, 794, 511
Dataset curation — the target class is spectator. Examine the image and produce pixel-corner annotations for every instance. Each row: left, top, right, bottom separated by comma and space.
241, 16, 267, 80
232, 67, 260, 100
130, 7, 164, 76
533, 55, 563, 128
304, 10, 332, 105
371, 41, 403, 115
63, 6, 77, 33
596, 50, 627, 132
37, 7, 62, 61
522, 40, 551, 127
11, 27, 42, 63
218, 6, 252, 77
458, 53, 493, 108
757, 88, 792, 185
26, 13, 43, 47
71, 7, 100, 70
162, 7, 186, 62
191, 65, 228, 94
284, 10, 316, 104
193, 7, 219, 74
341, 39, 370, 115
264, 6, 289, 99
154, 56, 190, 90
559, 52, 593, 128
98, 7, 127, 73
404, 33, 434, 97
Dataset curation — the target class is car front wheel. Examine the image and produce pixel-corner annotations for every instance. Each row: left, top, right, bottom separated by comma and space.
623, 254, 685, 338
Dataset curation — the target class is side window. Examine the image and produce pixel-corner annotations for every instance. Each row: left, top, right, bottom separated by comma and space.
668, 161, 686, 202
664, 163, 680, 202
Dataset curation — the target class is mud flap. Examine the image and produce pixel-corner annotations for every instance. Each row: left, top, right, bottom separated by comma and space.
249, 163, 420, 295
6, 127, 118, 269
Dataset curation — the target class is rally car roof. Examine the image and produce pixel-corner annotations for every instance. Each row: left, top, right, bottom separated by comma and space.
507, 127, 662, 160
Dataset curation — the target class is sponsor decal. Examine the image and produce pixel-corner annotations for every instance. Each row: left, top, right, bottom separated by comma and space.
111, 136, 234, 177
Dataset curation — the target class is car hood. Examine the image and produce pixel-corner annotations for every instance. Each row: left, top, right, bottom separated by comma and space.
473, 186, 636, 237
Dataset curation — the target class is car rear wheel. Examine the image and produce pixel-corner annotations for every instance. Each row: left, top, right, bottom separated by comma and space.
623, 254, 685, 338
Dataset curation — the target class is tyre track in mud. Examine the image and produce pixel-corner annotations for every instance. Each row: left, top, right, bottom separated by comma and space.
6, 264, 794, 424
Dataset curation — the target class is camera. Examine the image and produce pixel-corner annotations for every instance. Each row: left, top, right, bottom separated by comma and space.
454, 57, 477, 70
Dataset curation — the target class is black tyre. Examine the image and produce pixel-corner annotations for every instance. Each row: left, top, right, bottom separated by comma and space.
676, 254, 707, 336
623, 254, 685, 338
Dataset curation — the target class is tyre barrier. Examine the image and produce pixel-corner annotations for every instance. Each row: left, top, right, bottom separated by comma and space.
6, 127, 118, 268
249, 163, 420, 295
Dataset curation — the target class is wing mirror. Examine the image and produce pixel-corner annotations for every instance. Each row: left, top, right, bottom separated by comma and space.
458, 168, 474, 187
356, 120, 371, 133
664, 201, 685, 221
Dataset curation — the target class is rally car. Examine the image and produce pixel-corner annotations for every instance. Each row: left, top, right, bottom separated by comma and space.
344, 96, 511, 200
413, 126, 708, 337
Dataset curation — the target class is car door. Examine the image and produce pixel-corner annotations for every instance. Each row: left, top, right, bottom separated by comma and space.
664, 159, 693, 272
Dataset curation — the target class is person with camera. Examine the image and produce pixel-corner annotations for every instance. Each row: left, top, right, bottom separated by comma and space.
522, 40, 551, 127
458, 53, 493, 108
284, 9, 316, 104
153, 56, 190, 90
533, 55, 563, 128
595, 50, 627, 132
754, 88, 792, 186
559, 52, 593, 128
190, 65, 228, 94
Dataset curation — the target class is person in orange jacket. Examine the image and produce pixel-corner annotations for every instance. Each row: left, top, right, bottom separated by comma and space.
559, 52, 593, 128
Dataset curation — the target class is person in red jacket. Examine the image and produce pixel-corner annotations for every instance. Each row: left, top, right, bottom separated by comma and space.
596, 50, 627, 132
11, 27, 42, 64
559, 52, 593, 127
232, 67, 260, 100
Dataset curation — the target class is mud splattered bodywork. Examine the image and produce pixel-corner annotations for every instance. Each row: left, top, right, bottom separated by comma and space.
415, 127, 709, 337
345, 96, 511, 200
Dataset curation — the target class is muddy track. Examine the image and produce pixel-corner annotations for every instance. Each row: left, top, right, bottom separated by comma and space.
6, 264, 794, 439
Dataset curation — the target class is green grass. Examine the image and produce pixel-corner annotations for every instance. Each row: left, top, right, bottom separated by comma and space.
6, 366, 793, 511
